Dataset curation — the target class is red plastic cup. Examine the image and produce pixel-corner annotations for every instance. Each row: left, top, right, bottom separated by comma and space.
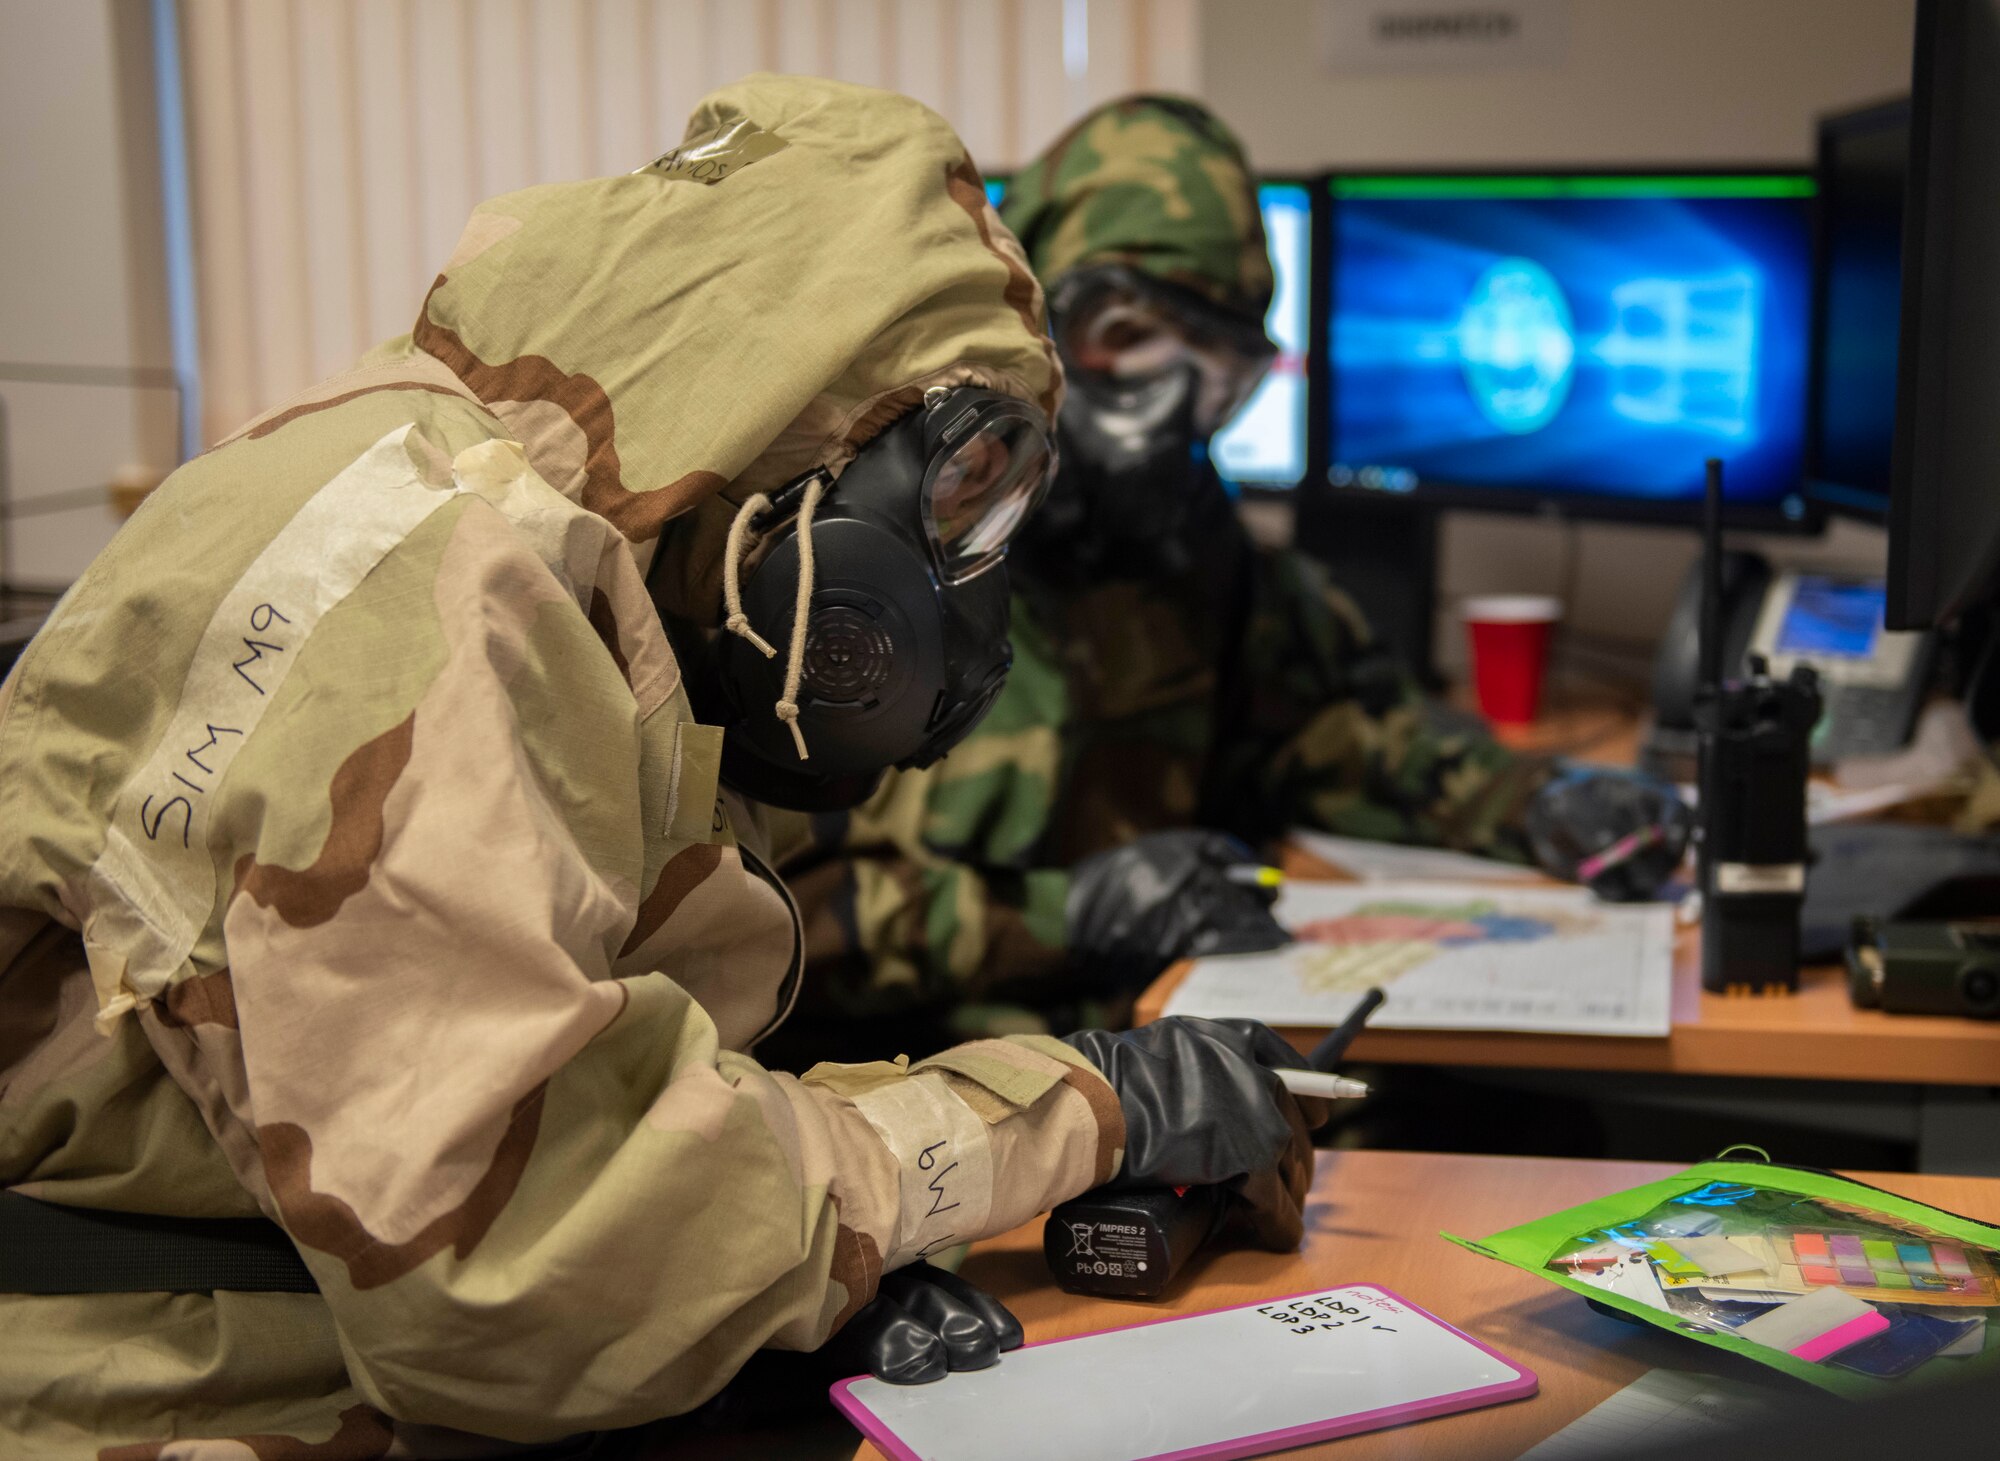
1462, 595, 1561, 726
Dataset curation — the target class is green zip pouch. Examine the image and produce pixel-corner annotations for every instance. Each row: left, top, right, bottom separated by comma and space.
1444, 1153, 2000, 1396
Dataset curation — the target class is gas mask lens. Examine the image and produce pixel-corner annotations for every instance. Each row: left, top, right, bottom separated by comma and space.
923, 404, 1054, 583
1056, 269, 1278, 437
1075, 311, 1271, 437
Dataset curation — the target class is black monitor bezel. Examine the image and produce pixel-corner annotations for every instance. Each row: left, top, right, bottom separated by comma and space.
1881, 0, 2000, 631
1315, 164, 1824, 533
1803, 97, 1910, 526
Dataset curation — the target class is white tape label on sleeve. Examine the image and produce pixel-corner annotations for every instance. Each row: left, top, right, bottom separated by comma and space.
84, 425, 462, 1016
851, 1075, 995, 1269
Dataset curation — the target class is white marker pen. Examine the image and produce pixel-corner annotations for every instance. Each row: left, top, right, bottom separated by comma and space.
1275, 1070, 1372, 1101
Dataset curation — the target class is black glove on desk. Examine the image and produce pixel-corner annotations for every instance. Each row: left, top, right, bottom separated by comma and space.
1061, 1016, 1325, 1252
1527, 767, 1692, 902
827, 1261, 1024, 1385
684, 1262, 1024, 1425
1066, 830, 1289, 989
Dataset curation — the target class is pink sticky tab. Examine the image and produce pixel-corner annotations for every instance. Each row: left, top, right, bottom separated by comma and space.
1791, 1310, 1891, 1362
1935, 1245, 1973, 1277
1735, 1287, 1885, 1362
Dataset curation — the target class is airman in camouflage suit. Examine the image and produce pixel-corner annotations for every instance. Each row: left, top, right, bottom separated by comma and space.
774, 97, 1551, 1050
0, 77, 1124, 1458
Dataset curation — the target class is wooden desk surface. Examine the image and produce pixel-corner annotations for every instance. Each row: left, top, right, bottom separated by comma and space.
853, 1150, 2000, 1461
1134, 691, 2000, 1087
1137, 911, 2000, 1086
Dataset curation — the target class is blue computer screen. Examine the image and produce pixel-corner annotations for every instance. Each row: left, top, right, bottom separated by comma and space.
1212, 183, 1312, 489
1327, 175, 1815, 517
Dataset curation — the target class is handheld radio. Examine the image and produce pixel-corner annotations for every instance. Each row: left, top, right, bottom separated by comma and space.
1693, 459, 1821, 993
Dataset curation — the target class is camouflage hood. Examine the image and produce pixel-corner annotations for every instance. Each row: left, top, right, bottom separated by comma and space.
1000, 94, 1271, 326
408, 73, 1062, 621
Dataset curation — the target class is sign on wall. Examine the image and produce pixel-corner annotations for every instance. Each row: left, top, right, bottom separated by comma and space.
1318, 0, 1571, 74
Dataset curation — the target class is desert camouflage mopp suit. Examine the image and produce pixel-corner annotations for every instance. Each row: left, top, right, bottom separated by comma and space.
0, 77, 1122, 1458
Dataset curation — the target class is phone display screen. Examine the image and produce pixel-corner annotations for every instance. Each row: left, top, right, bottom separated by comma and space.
1777, 577, 1885, 660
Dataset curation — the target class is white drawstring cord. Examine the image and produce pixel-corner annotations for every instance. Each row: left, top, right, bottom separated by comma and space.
773, 476, 824, 761
722, 493, 779, 657
719, 477, 826, 761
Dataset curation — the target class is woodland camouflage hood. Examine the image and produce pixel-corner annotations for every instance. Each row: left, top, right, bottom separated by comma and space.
1000, 93, 1273, 326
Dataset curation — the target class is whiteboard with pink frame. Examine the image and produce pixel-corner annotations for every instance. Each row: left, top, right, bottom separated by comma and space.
830, 1283, 1537, 1461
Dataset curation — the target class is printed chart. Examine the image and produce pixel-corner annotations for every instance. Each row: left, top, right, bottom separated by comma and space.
1165, 880, 1676, 1037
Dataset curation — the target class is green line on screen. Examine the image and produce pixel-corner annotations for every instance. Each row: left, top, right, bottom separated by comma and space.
1330, 175, 1815, 200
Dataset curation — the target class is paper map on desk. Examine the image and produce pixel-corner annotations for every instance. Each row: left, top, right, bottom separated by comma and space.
1287, 828, 1544, 884
1164, 880, 1675, 1037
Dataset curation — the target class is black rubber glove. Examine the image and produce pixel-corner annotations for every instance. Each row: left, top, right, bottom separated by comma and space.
1066, 830, 1290, 989
1527, 767, 1693, 902
1061, 1016, 1325, 1252
825, 1261, 1024, 1385
680, 1263, 1025, 1429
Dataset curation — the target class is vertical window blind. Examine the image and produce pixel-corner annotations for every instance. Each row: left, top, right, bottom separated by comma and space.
175, 0, 1199, 443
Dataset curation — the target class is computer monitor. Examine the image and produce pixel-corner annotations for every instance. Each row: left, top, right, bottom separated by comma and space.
1806, 100, 1910, 524
1885, 0, 2000, 631
1323, 171, 1818, 527
1210, 180, 1314, 491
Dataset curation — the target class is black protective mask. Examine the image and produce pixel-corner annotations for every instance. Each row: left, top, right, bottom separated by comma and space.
1026, 360, 1210, 580
1026, 265, 1275, 581
652, 388, 1054, 813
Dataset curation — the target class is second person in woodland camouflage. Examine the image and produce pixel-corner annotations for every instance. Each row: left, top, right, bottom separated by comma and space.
772, 96, 1559, 1055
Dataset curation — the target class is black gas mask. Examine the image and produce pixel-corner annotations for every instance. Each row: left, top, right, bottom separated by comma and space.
1024, 265, 1276, 580
652, 387, 1055, 812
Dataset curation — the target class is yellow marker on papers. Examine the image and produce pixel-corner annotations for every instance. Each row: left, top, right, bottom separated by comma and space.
1645, 1242, 1705, 1278
1226, 864, 1286, 889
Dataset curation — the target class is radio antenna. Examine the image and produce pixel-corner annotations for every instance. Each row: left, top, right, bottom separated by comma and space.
1700, 457, 1725, 694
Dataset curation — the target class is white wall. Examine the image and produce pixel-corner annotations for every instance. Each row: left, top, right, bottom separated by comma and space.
1205, 0, 1915, 169
0, 0, 177, 590
1202, 0, 1918, 673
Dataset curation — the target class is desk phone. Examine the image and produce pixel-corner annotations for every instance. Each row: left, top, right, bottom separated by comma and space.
1747, 573, 1932, 763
